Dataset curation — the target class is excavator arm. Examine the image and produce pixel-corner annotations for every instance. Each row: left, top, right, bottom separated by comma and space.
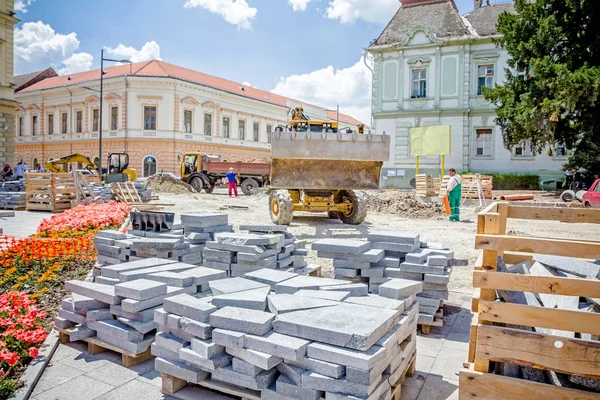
45, 154, 99, 174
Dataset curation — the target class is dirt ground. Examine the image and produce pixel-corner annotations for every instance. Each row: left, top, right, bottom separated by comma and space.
153, 188, 600, 294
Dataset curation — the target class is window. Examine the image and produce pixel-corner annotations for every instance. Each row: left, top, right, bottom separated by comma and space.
514, 142, 532, 157
411, 70, 427, 98
204, 114, 212, 136
47, 114, 54, 135
477, 65, 494, 95
76, 111, 82, 133
144, 106, 157, 130
18, 117, 23, 136
556, 144, 567, 157
266, 124, 272, 144
517, 67, 528, 82
92, 108, 99, 132
253, 122, 260, 142
143, 155, 157, 177
475, 129, 492, 157
184, 110, 193, 133
238, 120, 245, 140
223, 117, 230, 138
61, 113, 68, 134
111, 107, 118, 130
184, 154, 198, 175
32, 116, 38, 136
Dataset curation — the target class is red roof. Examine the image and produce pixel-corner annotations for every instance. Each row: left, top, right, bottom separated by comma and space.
19, 60, 366, 125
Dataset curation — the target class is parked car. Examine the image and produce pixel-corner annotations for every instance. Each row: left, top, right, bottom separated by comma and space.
582, 179, 600, 208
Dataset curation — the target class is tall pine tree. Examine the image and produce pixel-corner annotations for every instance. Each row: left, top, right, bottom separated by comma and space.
485, 0, 600, 175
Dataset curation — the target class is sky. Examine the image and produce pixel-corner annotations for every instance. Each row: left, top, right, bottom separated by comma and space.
13, 0, 502, 124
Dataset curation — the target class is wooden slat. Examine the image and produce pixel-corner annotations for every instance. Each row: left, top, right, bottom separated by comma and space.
459, 368, 600, 400
473, 271, 600, 298
507, 205, 600, 224
478, 300, 600, 336
475, 234, 600, 259
475, 325, 600, 378
501, 252, 533, 265
468, 314, 478, 363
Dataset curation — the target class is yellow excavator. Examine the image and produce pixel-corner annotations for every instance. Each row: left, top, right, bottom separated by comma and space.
268, 107, 389, 225
45, 153, 136, 182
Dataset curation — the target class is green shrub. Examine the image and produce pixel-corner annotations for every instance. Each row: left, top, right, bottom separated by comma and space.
459, 172, 540, 190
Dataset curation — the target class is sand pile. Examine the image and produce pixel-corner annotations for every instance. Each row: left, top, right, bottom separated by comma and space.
365, 190, 445, 219
145, 175, 197, 195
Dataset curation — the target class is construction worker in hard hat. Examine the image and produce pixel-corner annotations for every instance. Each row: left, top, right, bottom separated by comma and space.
447, 168, 462, 221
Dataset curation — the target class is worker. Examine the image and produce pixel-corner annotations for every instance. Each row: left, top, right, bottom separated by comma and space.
226, 167, 238, 197
13, 161, 28, 180
447, 168, 462, 222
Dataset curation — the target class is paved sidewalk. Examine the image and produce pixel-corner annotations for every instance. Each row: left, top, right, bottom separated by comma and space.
0, 211, 47, 237
28, 291, 472, 400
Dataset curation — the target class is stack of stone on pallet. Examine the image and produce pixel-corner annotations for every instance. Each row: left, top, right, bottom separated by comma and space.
0, 180, 26, 209
312, 233, 455, 328
55, 259, 228, 356
133, 180, 153, 201
203, 225, 307, 278
152, 268, 421, 399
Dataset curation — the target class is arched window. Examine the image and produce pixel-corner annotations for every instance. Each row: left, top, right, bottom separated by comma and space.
143, 156, 157, 177
32, 157, 39, 170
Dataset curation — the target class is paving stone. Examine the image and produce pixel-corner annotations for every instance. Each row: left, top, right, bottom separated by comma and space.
85, 309, 113, 324
334, 268, 359, 278
333, 259, 372, 270
371, 242, 416, 253
427, 255, 448, 267
212, 287, 270, 310
129, 238, 183, 251
58, 309, 86, 324
180, 266, 228, 285
65, 281, 123, 305
164, 293, 218, 323
96, 244, 122, 256
111, 304, 160, 322
360, 267, 385, 279
34, 374, 115, 400
286, 357, 345, 379
117, 317, 158, 334
239, 225, 288, 232
312, 239, 370, 254
232, 357, 264, 376
214, 232, 282, 246
415, 296, 443, 308
301, 371, 375, 398
307, 341, 387, 370
373, 257, 401, 268
533, 254, 600, 279
379, 279, 423, 300
344, 295, 405, 312
206, 241, 268, 255
317, 249, 385, 264
230, 264, 273, 278
180, 317, 213, 339
321, 283, 368, 297
155, 331, 190, 353
210, 306, 275, 335
398, 262, 446, 275
191, 337, 225, 359
263, 386, 296, 400
236, 254, 278, 268
54, 316, 76, 329
154, 356, 209, 384
209, 277, 270, 296
69, 324, 96, 341
277, 363, 306, 386
179, 347, 233, 371
275, 276, 349, 294
423, 273, 449, 285
212, 329, 245, 349
226, 347, 282, 370
95, 276, 120, 285
404, 251, 429, 264
203, 260, 231, 272
97, 331, 153, 354
154, 308, 168, 325
213, 365, 277, 390
181, 213, 229, 228
244, 332, 310, 361
121, 285, 195, 313
273, 304, 398, 351
118, 263, 197, 282
146, 271, 194, 287
114, 279, 167, 300
88, 319, 145, 342
277, 257, 294, 269
367, 232, 419, 246
530, 261, 579, 313
277, 374, 322, 400
98, 230, 128, 240
295, 290, 350, 302
204, 248, 235, 262
94, 236, 116, 246
244, 269, 298, 288
267, 294, 340, 315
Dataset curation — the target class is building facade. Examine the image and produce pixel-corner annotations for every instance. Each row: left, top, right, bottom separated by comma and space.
0, 0, 18, 167
368, 0, 566, 188
15, 60, 364, 176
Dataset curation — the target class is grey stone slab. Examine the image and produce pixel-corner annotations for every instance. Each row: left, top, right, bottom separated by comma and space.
87, 319, 144, 342
533, 254, 600, 279
203, 248, 235, 262
210, 306, 275, 335
508, 260, 532, 274
164, 293, 218, 323
110, 304, 160, 322
423, 273, 449, 285
192, 337, 225, 359
180, 266, 228, 285
181, 213, 229, 227
307, 342, 387, 370
360, 267, 385, 279
95, 276, 120, 285
277, 363, 306, 386
286, 357, 345, 379
98, 230, 128, 240
58, 309, 86, 324
277, 374, 322, 400
204, 260, 231, 271
267, 294, 340, 315
295, 289, 350, 302
529, 262, 580, 313
344, 295, 405, 312
54, 316, 76, 329
96, 244, 122, 256
65, 281, 123, 305
321, 283, 368, 297
154, 356, 209, 384
239, 224, 288, 233
69, 324, 96, 341
273, 304, 398, 351
117, 317, 158, 334
207, 240, 267, 255
245, 332, 310, 361
415, 296, 443, 308
114, 279, 168, 300
277, 257, 294, 269
232, 357, 264, 376
34, 374, 115, 400
373, 257, 401, 268
180, 317, 214, 339
367, 232, 419, 246
230, 264, 273, 278
118, 263, 198, 282
61, 297, 75, 312
212, 287, 270, 310
236, 248, 282, 262
236, 254, 278, 268
334, 268, 359, 278
129, 238, 183, 251
371, 242, 416, 253
427, 255, 448, 267
121, 285, 195, 313
318, 249, 385, 264
312, 239, 370, 254
212, 329, 245, 349
155, 331, 190, 353
333, 259, 372, 270
179, 347, 232, 371
94, 236, 115, 246
96, 331, 153, 354
209, 277, 270, 296
213, 365, 277, 390
214, 232, 281, 246
404, 251, 429, 264
379, 279, 422, 299
146, 271, 194, 287
226, 347, 282, 370
154, 308, 168, 325
244, 268, 298, 288
301, 371, 375, 398
275, 276, 349, 294
398, 262, 445, 275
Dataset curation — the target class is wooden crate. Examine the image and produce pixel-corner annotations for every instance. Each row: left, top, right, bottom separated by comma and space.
459, 201, 600, 400
25, 172, 76, 212
415, 174, 436, 197
439, 174, 493, 199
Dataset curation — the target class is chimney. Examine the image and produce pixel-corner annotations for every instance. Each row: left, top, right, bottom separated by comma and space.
474, 0, 483, 8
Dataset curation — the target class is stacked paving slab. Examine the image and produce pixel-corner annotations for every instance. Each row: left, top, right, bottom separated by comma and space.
152, 269, 421, 399
312, 232, 455, 327
203, 225, 308, 277
54, 260, 229, 355
0, 180, 26, 209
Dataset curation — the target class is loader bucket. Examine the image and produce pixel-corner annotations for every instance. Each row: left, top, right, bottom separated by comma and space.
270, 132, 390, 190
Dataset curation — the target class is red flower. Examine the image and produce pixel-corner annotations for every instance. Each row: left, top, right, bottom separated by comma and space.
28, 347, 38, 358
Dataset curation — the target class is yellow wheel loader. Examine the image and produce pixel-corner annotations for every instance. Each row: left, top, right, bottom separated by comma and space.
45, 153, 136, 182
268, 108, 390, 225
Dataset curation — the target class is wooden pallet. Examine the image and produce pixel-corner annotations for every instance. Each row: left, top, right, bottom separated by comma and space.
438, 174, 493, 199
390, 351, 417, 400
111, 182, 143, 204
162, 374, 260, 400
415, 174, 437, 197
459, 201, 600, 400
25, 172, 76, 212
54, 326, 154, 368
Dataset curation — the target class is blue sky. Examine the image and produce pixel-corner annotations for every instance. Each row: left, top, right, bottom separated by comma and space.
13, 0, 498, 122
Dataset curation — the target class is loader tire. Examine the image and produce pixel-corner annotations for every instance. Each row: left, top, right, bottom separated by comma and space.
190, 177, 203, 193
269, 190, 294, 225
241, 178, 259, 196
205, 184, 215, 194
339, 190, 367, 225
327, 211, 341, 219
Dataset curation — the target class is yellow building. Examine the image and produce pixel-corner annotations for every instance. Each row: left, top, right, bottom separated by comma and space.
0, 0, 18, 167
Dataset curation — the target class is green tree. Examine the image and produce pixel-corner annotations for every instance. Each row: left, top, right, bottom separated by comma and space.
484, 0, 600, 175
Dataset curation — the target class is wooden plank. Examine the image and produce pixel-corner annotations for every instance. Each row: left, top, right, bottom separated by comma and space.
468, 315, 478, 363
459, 368, 600, 400
122, 347, 153, 367
199, 378, 262, 400
478, 300, 600, 336
161, 373, 186, 395
507, 205, 600, 224
478, 201, 498, 216
473, 271, 600, 298
475, 234, 600, 259
502, 252, 533, 265
471, 288, 480, 313
475, 325, 600, 378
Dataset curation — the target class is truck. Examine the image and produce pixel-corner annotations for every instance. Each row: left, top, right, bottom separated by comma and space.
180, 152, 271, 195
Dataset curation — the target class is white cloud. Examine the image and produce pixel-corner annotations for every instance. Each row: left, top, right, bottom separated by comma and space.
272, 59, 373, 124
288, 0, 311, 11
14, 0, 35, 13
14, 21, 94, 75
242, 81, 257, 88
184, 0, 257, 30
104, 41, 162, 63
326, 0, 399, 24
